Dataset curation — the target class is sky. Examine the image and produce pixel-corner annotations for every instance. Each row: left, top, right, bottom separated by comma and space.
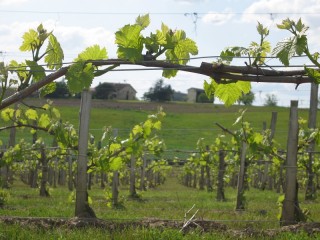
0, 0, 320, 108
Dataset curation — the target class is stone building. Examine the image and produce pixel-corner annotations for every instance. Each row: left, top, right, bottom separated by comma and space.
108, 83, 137, 100
187, 88, 205, 102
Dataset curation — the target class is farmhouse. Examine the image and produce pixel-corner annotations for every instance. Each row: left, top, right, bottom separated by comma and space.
187, 88, 205, 102
93, 83, 137, 100
109, 83, 137, 100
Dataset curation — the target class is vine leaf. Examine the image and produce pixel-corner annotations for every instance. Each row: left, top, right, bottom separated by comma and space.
40, 82, 56, 97
273, 18, 308, 66
65, 45, 107, 93
38, 113, 50, 128
76, 44, 108, 61
19, 29, 38, 52
25, 109, 38, 120
204, 79, 251, 106
26, 60, 46, 82
45, 34, 64, 70
65, 61, 94, 93
135, 14, 150, 29
305, 67, 320, 84
163, 30, 198, 78
115, 24, 143, 62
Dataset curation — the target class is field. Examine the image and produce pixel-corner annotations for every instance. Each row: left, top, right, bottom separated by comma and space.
1, 99, 320, 239
7, 98, 317, 150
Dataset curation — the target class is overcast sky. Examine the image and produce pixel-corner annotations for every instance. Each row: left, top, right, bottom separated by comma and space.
1, 0, 319, 107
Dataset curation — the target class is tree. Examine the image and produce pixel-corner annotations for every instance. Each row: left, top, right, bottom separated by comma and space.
197, 92, 214, 103
45, 80, 70, 98
143, 79, 174, 102
93, 82, 115, 99
264, 94, 278, 107
238, 91, 255, 106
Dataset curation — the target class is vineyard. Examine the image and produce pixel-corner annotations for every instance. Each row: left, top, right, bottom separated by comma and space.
1, 100, 320, 239
0, 15, 320, 239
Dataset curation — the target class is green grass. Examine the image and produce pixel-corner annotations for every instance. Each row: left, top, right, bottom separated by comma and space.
1, 168, 320, 239
1, 100, 317, 150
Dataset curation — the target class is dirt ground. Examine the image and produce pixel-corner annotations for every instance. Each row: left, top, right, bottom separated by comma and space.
1, 216, 320, 238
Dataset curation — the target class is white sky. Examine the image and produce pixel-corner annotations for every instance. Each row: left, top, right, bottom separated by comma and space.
0, 0, 319, 107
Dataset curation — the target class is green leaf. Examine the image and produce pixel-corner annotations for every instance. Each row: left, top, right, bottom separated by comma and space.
295, 35, 307, 55
40, 82, 56, 97
52, 107, 61, 119
110, 157, 123, 171
252, 132, 263, 144
272, 37, 297, 66
256, 22, 269, 36
25, 109, 38, 120
305, 67, 320, 84
1, 108, 14, 121
276, 18, 293, 30
115, 24, 143, 62
38, 114, 50, 128
174, 38, 198, 64
212, 80, 251, 106
109, 143, 121, 154
19, 29, 39, 51
132, 125, 143, 136
45, 34, 64, 70
65, 61, 95, 93
135, 14, 150, 29
153, 120, 161, 130
26, 60, 46, 82
295, 18, 308, 34
76, 45, 107, 61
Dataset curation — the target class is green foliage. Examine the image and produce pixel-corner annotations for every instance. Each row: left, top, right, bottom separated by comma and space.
75, 45, 108, 61
45, 34, 64, 70
65, 45, 108, 93
264, 94, 278, 107
0, 189, 10, 208
204, 79, 251, 106
237, 91, 255, 106
115, 14, 197, 78
115, 23, 144, 62
273, 18, 308, 66
45, 80, 70, 98
304, 67, 320, 84
143, 79, 174, 102
65, 61, 95, 93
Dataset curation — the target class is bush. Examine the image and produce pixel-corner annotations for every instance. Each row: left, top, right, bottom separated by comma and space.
0, 189, 10, 208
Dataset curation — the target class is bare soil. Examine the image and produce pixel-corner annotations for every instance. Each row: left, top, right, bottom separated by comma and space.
1, 216, 320, 238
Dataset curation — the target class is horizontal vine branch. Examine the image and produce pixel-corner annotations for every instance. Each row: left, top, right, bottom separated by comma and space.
0, 59, 316, 110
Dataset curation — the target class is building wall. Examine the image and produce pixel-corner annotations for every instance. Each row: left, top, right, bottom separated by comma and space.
116, 85, 136, 100
187, 88, 199, 102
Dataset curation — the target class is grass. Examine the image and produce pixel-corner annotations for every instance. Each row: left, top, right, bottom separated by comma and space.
1, 100, 317, 150
1, 168, 320, 239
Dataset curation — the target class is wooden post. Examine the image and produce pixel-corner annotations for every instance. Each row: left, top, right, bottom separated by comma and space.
140, 154, 147, 191
199, 166, 205, 190
67, 150, 73, 191
236, 141, 247, 210
305, 83, 318, 200
281, 100, 301, 226
75, 90, 95, 218
129, 155, 137, 197
112, 129, 119, 207
216, 150, 226, 201
39, 144, 49, 197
